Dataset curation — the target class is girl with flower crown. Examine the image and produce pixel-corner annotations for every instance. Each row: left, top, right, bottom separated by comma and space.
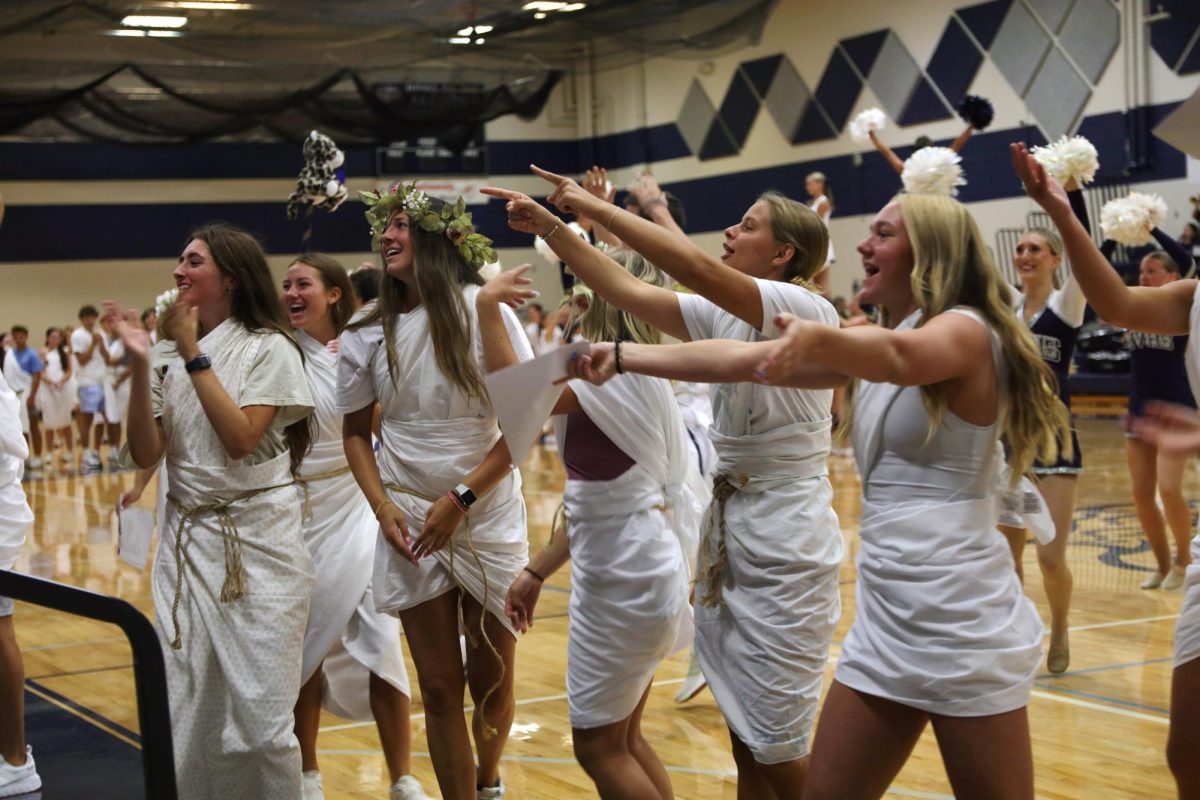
337, 185, 530, 800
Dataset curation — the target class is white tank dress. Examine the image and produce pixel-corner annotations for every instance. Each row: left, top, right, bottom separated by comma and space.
839, 308, 1044, 715
1174, 282, 1200, 667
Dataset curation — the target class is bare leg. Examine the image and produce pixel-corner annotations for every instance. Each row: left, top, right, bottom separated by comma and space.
0, 616, 27, 764
930, 707, 1033, 799
573, 688, 666, 800
756, 756, 808, 800
76, 411, 93, 456
1168, 657, 1200, 799
26, 415, 41, 460
1126, 438, 1170, 575
294, 663, 323, 773
730, 730, 778, 800
1155, 450, 1193, 571
1033, 475, 1078, 672
370, 671, 413, 783
997, 524, 1027, 584
461, 593, 516, 790
626, 686, 672, 800
106, 423, 122, 460
802, 681, 928, 800
399, 591, 475, 800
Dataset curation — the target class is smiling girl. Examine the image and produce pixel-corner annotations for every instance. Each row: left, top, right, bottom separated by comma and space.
107, 222, 315, 800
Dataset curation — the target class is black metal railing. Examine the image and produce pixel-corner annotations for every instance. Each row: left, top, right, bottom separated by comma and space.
0, 570, 177, 799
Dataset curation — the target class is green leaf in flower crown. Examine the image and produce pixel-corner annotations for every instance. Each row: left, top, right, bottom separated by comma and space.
454, 197, 466, 216
458, 244, 471, 262
419, 213, 442, 232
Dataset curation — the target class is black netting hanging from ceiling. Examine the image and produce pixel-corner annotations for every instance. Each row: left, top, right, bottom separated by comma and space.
0, 0, 778, 144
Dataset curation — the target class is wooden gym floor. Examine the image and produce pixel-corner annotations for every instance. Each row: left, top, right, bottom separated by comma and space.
8, 416, 1188, 798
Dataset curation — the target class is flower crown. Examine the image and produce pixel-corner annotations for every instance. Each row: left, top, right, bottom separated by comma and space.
361, 181, 496, 272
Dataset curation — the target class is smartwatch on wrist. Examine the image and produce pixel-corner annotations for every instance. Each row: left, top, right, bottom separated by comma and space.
184, 353, 212, 374
452, 483, 477, 509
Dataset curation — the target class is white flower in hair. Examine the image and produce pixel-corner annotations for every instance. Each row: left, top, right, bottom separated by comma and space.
849, 107, 887, 145
1100, 191, 1168, 245
1030, 135, 1099, 186
901, 147, 965, 196
155, 288, 179, 316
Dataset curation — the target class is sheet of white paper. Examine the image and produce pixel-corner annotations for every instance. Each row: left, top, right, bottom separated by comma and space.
117, 507, 155, 570
487, 341, 590, 466
1153, 87, 1200, 160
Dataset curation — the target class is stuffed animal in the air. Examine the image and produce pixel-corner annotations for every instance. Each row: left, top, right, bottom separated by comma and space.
286, 130, 348, 220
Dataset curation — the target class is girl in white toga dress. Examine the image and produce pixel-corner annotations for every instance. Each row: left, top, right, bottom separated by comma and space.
755, 190, 1068, 799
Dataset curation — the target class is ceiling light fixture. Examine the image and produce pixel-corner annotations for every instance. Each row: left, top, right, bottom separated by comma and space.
112, 28, 147, 36
449, 36, 472, 44
457, 26, 473, 35
534, 12, 547, 18
522, 1, 567, 10
170, 2, 254, 9
121, 14, 188, 28
147, 30, 184, 37
474, 24, 493, 33
560, 3, 586, 9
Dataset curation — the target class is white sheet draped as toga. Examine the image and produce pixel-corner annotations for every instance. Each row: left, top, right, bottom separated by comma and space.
151, 320, 315, 800
553, 373, 701, 728
295, 331, 409, 716
336, 287, 531, 634
839, 309, 1044, 716
678, 278, 843, 765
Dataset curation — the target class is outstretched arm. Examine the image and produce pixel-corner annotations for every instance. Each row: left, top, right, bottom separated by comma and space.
103, 302, 164, 468
523, 166, 775, 331
869, 130, 905, 174
483, 185, 691, 341
1011, 142, 1194, 335
756, 311, 991, 388
950, 124, 974, 154
566, 338, 847, 389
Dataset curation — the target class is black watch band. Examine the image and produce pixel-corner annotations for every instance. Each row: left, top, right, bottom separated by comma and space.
184, 354, 212, 374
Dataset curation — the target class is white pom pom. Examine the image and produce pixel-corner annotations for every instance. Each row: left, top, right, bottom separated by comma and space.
849, 107, 887, 145
155, 288, 178, 317
1031, 135, 1099, 186
901, 147, 966, 196
478, 260, 501, 281
533, 233, 558, 265
1100, 192, 1168, 245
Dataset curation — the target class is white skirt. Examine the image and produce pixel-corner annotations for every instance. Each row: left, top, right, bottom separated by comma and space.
564, 471, 688, 729
693, 474, 842, 764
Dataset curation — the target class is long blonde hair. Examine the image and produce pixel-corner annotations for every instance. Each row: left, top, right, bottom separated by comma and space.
845, 194, 1068, 479
349, 201, 487, 400
570, 249, 667, 345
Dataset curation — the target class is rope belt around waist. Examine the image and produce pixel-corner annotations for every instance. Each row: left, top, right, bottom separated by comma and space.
696, 472, 747, 608
383, 481, 504, 740
165, 481, 292, 650
294, 464, 354, 522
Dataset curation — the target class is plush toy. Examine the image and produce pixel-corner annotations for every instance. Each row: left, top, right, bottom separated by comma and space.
286, 130, 348, 220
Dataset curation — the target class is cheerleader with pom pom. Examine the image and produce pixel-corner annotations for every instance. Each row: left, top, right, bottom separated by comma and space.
1092, 196, 1196, 591
806, 171, 835, 293
1013, 139, 1200, 800
857, 95, 991, 176
997, 134, 1100, 675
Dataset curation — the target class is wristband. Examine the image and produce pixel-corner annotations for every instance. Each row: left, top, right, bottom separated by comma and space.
184, 353, 212, 374
373, 499, 395, 519
446, 491, 469, 515
614, 340, 624, 374
523, 566, 546, 583
540, 222, 561, 240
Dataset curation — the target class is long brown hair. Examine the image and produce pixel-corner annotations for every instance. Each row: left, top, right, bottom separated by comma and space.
189, 222, 313, 471
350, 200, 487, 400
289, 253, 356, 335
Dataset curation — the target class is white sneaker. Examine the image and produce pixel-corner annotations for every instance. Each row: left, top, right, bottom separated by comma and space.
26, 458, 41, 470
390, 774, 433, 800
477, 775, 505, 800
301, 770, 324, 800
1140, 571, 1165, 589
0, 746, 42, 797
1163, 565, 1187, 591
82, 451, 102, 472
674, 651, 708, 703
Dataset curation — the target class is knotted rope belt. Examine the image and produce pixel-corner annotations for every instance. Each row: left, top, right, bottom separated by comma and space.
695, 472, 748, 608
294, 464, 354, 522
383, 481, 505, 740
165, 481, 292, 650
